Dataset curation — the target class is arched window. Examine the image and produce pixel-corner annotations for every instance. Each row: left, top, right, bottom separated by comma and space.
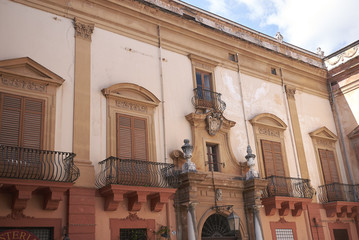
201, 214, 239, 240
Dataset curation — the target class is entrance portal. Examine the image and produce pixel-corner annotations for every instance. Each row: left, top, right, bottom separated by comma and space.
201, 214, 240, 240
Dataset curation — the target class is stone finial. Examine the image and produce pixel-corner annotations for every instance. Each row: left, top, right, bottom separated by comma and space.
316, 47, 324, 58
245, 145, 259, 180
275, 32, 283, 43
181, 139, 196, 173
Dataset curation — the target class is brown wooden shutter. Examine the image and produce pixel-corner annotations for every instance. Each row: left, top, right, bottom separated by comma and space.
0, 93, 44, 148
319, 149, 339, 184
261, 140, 285, 177
117, 114, 148, 161
0, 94, 21, 146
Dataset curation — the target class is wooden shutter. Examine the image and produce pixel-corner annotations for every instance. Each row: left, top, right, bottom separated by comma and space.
261, 140, 285, 177
319, 149, 339, 184
0, 93, 44, 148
117, 114, 148, 161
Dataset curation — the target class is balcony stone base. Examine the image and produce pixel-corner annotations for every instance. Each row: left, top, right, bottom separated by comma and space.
0, 178, 73, 211
323, 201, 359, 218
262, 196, 312, 217
99, 184, 176, 212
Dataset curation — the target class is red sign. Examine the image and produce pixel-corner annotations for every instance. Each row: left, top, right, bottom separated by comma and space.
0, 230, 39, 240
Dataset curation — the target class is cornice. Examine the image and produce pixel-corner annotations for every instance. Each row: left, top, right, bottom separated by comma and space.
13, 0, 328, 98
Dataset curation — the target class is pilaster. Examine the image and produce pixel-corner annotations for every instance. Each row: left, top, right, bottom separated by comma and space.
73, 18, 95, 187
285, 85, 309, 179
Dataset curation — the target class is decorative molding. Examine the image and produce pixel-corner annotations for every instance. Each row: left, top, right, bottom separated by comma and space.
258, 127, 280, 138
206, 112, 223, 136
123, 213, 144, 221
2, 209, 34, 220
285, 85, 296, 100
74, 18, 94, 40
0, 74, 47, 92
317, 139, 333, 148
116, 100, 148, 113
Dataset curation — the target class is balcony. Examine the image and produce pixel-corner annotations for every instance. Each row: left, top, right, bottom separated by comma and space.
192, 88, 226, 113
96, 156, 179, 212
0, 144, 79, 210
318, 183, 359, 218
261, 176, 314, 217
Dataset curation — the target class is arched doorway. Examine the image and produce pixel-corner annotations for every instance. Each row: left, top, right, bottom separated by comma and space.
201, 214, 240, 240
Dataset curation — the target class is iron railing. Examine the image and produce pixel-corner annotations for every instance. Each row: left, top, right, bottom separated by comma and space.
318, 183, 359, 203
0, 144, 79, 182
95, 156, 180, 189
192, 88, 226, 113
262, 175, 314, 199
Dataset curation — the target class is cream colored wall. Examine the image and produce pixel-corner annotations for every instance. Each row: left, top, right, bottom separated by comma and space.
239, 74, 299, 177
343, 88, 359, 124
0, 0, 75, 152
295, 91, 346, 188
91, 27, 164, 167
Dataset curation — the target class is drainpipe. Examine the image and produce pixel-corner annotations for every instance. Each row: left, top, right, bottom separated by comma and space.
157, 26, 168, 163
328, 82, 354, 186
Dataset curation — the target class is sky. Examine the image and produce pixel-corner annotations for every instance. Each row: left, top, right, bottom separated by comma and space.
180, 0, 359, 55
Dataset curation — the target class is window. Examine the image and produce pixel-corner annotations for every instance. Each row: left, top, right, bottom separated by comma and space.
250, 113, 288, 178
120, 228, 147, 240
275, 229, 294, 240
318, 149, 339, 184
117, 114, 147, 161
333, 229, 349, 240
0, 57, 65, 150
309, 127, 342, 186
102, 83, 160, 160
0, 93, 44, 149
206, 144, 219, 172
261, 140, 285, 177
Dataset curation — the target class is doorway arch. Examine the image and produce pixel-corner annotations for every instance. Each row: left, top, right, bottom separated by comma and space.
201, 213, 240, 240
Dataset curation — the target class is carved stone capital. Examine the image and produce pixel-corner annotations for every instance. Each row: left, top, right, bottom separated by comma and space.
74, 18, 94, 40
285, 85, 296, 100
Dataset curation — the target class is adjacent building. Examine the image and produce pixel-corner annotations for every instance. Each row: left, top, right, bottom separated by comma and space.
0, 0, 358, 239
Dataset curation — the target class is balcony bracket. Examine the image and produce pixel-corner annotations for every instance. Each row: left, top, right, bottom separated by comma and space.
323, 202, 359, 218
12, 185, 37, 210
43, 187, 69, 210
262, 196, 312, 217
148, 192, 175, 212
99, 185, 126, 211
127, 191, 150, 212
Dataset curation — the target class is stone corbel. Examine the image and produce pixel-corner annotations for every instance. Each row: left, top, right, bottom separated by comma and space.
278, 201, 295, 216
148, 192, 175, 212
99, 185, 126, 211
12, 185, 37, 210
43, 187, 68, 210
127, 191, 150, 211
323, 202, 359, 218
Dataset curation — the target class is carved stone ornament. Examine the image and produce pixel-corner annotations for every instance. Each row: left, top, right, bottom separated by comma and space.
2, 209, 34, 220
74, 18, 94, 40
206, 112, 223, 136
285, 85, 296, 100
258, 127, 280, 138
124, 212, 143, 221
1, 74, 47, 92
116, 100, 147, 113
215, 189, 223, 201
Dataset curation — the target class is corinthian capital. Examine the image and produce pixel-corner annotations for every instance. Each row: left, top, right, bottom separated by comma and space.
73, 18, 94, 41
285, 85, 296, 100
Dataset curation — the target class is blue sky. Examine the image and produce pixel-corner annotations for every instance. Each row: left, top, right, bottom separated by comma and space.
180, 0, 359, 55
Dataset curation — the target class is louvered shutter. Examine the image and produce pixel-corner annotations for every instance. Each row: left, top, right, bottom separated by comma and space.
319, 149, 339, 184
0, 93, 44, 148
117, 114, 148, 161
117, 114, 132, 159
261, 140, 285, 177
0, 94, 21, 146
133, 118, 147, 161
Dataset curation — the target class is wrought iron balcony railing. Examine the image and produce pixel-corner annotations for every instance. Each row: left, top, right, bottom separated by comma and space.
192, 88, 226, 113
318, 183, 359, 203
0, 144, 79, 182
262, 175, 314, 199
95, 156, 180, 189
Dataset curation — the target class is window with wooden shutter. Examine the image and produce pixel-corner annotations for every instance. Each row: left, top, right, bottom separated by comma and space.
318, 149, 339, 184
116, 114, 148, 161
0, 93, 44, 149
261, 140, 285, 177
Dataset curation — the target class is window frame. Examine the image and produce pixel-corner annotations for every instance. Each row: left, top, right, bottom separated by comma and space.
206, 143, 220, 172
102, 83, 160, 161
310, 127, 342, 185
250, 113, 289, 178
0, 57, 65, 150
270, 220, 298, 240
189, 54, 218, 92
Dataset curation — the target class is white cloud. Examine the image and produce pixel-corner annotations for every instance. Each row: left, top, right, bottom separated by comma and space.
196, 0, 359, 54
